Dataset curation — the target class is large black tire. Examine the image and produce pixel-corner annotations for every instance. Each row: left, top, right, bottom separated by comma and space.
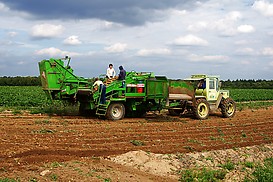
106, 103, 125, 120
220, 98, 236, 118
194, 99, 210, 120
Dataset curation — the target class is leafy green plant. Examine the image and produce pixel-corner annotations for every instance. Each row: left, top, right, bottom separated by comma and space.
242, 132, 247, 138
187, 139, 202, 144
244, 161, 254, 169
12, 110, 22, 115
50, 174, 58, 181
51, 161, 63, 168
32, 128, 55, 134
104, 178, 111, 182
35, 119, 50, 125
28, 177, 38, 182
205, 156, 214, 162
245, 158, 273, 182
217, 128, 225, 136
178, 168, 226, 182
183, 146, 195, 152
219, 161, 235, 171
130, 140, 144, 146
0, 178, 18, 182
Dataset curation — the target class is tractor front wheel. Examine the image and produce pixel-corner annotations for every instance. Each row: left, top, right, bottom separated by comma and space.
194, 99, 210, 120
106, 103, 125, 120
220, 98, 236, 118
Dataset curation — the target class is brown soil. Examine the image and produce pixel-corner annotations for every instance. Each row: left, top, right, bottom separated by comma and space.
0, 108, 272, 181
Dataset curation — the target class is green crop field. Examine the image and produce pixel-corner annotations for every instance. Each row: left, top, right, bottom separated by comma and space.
0, 86, 79, 115
229, 89, 273, 102
0, 86, 48, 107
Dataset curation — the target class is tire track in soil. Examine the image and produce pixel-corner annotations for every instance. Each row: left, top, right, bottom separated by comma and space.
0, 108, 273, 170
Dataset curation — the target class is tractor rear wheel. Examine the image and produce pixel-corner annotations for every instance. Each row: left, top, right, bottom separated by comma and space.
220, 98, 236, 118
194, 99, 210, 120
106, 103, 125, 120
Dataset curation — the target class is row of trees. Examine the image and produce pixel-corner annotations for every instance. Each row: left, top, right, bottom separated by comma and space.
0, 77, 272, 89
222, 79, 273, 89
0, 76, 41, 86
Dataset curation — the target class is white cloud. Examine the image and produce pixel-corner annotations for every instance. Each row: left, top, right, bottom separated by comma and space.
17, 61, 24, 65
0, 2, 9, 12
187, 21, 207, 32
236, 47, 256, 55
100, 21, 116, 29
35, 47, 80, 57
210, 11, 242, 36
228, 11, 242, 21
169, 9, 188, 16
95, 20, 123, 30
104, 43, 127, 53
269, 61, 273, 67
237, 25, 255, 33
8, 31, 17, 37
63, 35, 82, 45
253, 0, 273, 17
240, 60, 251, 65
31, 24, 64, 38
137, 48, 171, 56
262, 47, 273, 56
173, 34, 208, 46
188, 54, 229, 63
234, 40, 248, 45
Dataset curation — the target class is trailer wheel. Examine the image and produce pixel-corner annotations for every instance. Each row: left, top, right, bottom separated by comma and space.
106, 103, 125, 120
194, 99, 210, 120
220, 98, 236, 118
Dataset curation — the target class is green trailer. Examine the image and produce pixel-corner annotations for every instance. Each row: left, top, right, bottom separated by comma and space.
38, 57, 236, 120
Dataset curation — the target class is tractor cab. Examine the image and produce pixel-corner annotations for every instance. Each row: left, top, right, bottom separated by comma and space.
188, 74, 229, 102
182, 74, 235, 119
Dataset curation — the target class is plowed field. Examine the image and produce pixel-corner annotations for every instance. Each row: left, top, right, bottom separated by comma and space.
0, 108, 273, 181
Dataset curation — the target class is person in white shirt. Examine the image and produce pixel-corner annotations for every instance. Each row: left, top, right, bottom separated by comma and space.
106, 64, 116, 79
92, 78, 106, 104
93, 78, 104, 90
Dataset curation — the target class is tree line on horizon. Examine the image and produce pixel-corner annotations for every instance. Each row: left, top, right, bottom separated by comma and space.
0, 76, 272, 89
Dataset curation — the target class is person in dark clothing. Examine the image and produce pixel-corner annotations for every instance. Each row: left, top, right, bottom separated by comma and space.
118, 66, 126, 80
118, 66, 126, 95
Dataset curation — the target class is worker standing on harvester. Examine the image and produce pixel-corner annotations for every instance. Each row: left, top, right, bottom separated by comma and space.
118, 66, 126, 80
118, 66, 126, 95
106, 64, 116, 79
93, 78, 106, 104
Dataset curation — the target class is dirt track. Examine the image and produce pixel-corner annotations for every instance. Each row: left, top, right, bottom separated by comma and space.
0, 108, 273, 181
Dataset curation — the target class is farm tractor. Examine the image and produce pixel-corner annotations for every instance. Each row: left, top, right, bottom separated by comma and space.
168, 74, 236, 119
38, 57, 236, 120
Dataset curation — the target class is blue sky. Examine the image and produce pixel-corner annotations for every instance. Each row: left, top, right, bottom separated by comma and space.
0, 0, 273, 80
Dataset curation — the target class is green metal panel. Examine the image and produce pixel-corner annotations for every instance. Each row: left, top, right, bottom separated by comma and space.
38, 58, 92, 101
146, 76, 168, 99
